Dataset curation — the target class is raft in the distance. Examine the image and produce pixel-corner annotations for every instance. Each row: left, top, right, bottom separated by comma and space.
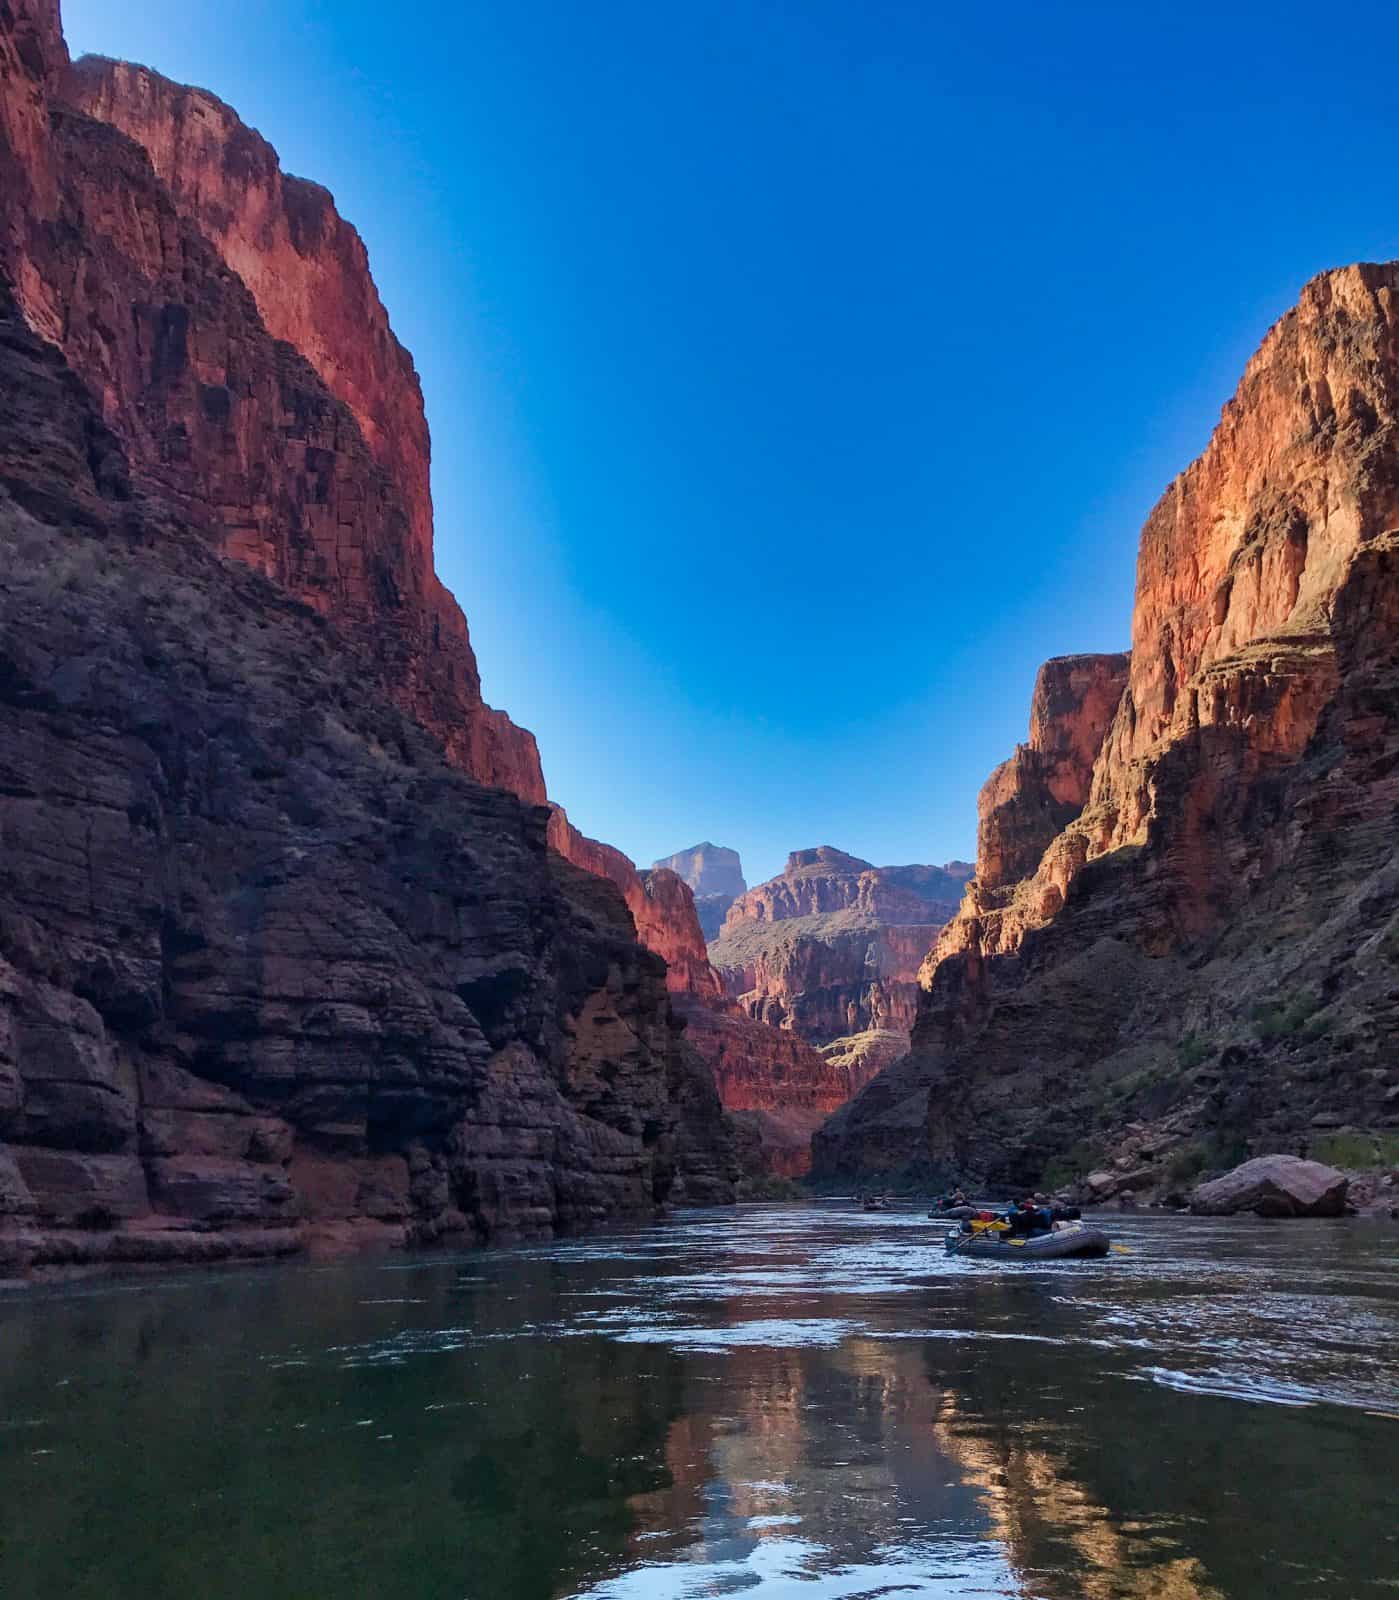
944, 1223, 1112, 1261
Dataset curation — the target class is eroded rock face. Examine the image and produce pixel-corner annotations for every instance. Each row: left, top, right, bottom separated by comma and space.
977, 655, 1130, 890
0, 280, 733, 1275
723, 849, 965, 926
814, 265, 1399, 1191
0, 7, 721, 1002
671, 998, 882, 1178
0, 1, 734, 1275
0, 16, 542, 806
818, 1031, 910, 1085
710, 851, 968, 1046
69, 56, 435, 571
654, 844, 746, 939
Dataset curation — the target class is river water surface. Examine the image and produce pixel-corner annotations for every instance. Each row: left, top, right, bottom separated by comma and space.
1, 1203, 1395, 1598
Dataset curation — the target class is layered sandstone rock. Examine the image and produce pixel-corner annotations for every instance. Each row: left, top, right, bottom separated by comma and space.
815, 265, 1399, 1190
653, 843, 746, 939
65, 52, 549, 803
724, 848, 965, 925
0, 0, 734, 1276
673, 996, 882, 1178
818, 1031, 909, 1086
68, 56, 435, 569
0, 284, 734, 1272
977, 655, 1130, 890
710, 851, 968, 1045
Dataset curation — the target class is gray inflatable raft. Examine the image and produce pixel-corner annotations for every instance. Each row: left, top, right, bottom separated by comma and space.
944, 1224, 1111, 1261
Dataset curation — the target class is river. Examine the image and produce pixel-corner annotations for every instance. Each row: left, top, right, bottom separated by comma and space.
0, 1203, 1394, 1598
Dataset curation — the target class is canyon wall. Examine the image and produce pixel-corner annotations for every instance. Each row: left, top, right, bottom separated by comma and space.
814, 265, 1399, 1191
49, 32, 720, 996
12, 26, 546, 805
672, 997, 882, 1179
545, 815, 721, 999
0, 0, 734, 1275
710, 849, 969, 1043
976, 654, 1130, 891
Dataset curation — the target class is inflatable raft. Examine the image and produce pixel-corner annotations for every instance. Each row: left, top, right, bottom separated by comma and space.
944, 1222, 1111, 1261
929, 1205, 976, 1220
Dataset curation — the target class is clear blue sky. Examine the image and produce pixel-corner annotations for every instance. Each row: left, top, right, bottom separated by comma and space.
64, 1, 1399, 887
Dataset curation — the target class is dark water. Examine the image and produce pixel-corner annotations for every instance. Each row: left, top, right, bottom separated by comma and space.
0, 1205, 1395, 1599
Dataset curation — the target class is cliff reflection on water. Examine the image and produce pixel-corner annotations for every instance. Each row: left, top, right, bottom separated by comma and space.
0, 1206, 1394, 1599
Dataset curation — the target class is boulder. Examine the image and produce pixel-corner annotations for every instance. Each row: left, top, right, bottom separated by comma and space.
1189, 1155, 1349, 1218
1079, 1167, 1153, 1202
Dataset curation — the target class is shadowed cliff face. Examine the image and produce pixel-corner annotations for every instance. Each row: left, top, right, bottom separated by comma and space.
62, 52, 549, 814
0, 281, 735, 1275
0, 5, 725, 1006
710, 850, 969, 1046
0, 1, 735, 1275
545, 814, 722, 1001
2, 14, 545, 806
814, 265, 1399, 1190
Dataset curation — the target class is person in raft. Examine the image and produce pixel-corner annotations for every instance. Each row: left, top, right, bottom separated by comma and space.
1003, 1197, 1055, 1236
959, 1197, 1051, 1237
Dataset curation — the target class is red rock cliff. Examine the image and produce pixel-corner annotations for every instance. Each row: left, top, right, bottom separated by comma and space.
48, 49, 544, 806
68, 57, 434, 570
723, 848, 964, 925
0, 6, 721, 1002
815, 265, 1399, 1188
65, 50, 735, 987
672, 997, 883, 1178
0, 0, 738, 1276
976, 654, 1130, 891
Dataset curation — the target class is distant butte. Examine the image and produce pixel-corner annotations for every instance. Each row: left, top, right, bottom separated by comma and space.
653, 843, 747, 940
